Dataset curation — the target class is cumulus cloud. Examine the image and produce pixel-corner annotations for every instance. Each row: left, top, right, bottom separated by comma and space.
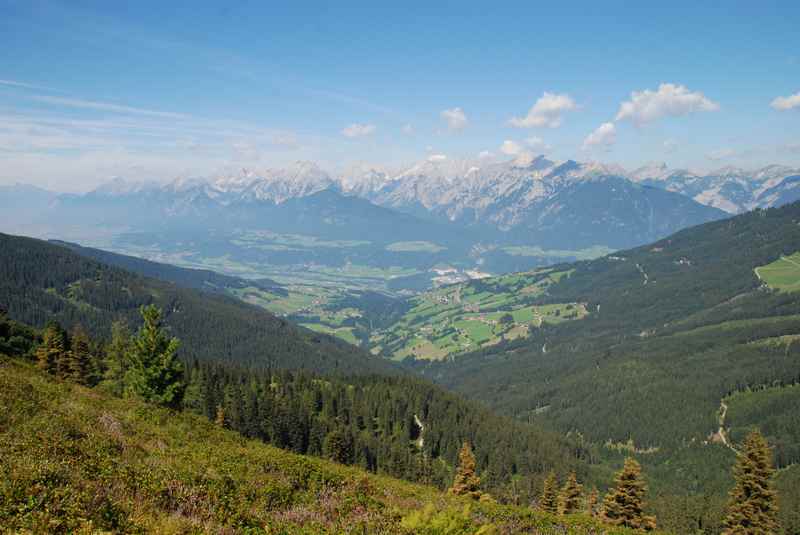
500, 137, 551, 157
615, 83, 719, 125
771, 92, 800, 111
582, 122, 617, 150
427, 153, 447, 162
500, 140, 523, 156
707, 148, 736, 161
341, 123, 376, 138
440, 107, 468, 131
478, 150, 494, 159
524, 136, 551, 152
509, 92, 577, 128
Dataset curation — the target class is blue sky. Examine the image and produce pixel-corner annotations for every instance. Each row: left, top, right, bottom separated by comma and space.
1, 0, 799, 191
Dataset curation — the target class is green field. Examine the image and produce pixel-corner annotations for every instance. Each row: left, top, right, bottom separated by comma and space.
370, 267, 587, 361
502, 244, 614, 260
755, 252, 800, 292
386, 241, 447, 253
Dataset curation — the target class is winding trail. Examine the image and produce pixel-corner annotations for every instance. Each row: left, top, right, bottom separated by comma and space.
714, 399, 738, 454
635, 263, 649, 286
413, 414, 425, 449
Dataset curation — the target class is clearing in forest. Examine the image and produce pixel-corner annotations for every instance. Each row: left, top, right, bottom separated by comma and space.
755, 252, 800, 292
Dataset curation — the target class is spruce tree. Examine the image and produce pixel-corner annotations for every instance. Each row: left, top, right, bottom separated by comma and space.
101, 320, 130, 396
602, 457, 656, 531
64, 325, 91, 385
539, 471, 559, 513
323, 427, 354, 465
214, 404, 227, 428
558, 471, 583, 515
448, 441, 483, 500
722, 430, 780, 535
36, 321, 65, 376
124, 305, 185, 408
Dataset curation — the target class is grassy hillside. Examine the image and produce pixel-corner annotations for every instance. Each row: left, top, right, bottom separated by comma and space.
0, 357, 649, 534
756, 252, 800, 292
0, 232, 395, 376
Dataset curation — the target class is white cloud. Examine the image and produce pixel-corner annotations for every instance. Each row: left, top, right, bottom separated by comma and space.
500, 137, 551, 157
341, 123, 376, 138
401, 124, 414, 135
524, 136, 551, 152
478, 150, 494, 159
663, 139, 678, 154
32, 95, 190, 119
509, 92, 577, 128
500, 140, 523, 156
582, 122, 616, 150
707, 148, 736, 161
427, 153, 448, 162
771, 92, 800, 111
615, 83, 719, 125
440, 107, 468, 131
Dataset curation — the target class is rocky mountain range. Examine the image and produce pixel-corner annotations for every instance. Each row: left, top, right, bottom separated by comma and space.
4, 157, 799, 253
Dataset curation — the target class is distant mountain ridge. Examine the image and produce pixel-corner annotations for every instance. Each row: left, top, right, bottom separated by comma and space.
4, 157, 739, 252
629, 163, 800, 214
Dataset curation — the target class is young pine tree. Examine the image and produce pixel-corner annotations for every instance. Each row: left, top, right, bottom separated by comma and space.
124, 305, 185, 408
558, 471, 583, 515
449, 441, 483, 500
602, 457, 656, 531
101, 320, 130, 396
586, 487, 599, 517
722, 430, 780, 535
36, 321, 66, 376
539, 471, 559, 513
63, 324, 91, 385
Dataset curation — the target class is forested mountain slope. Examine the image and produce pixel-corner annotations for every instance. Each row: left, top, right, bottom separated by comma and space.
51, 239, 288, 296
425, 202, 800, 445
0, 232, 392, 376
416, 202, 800, 532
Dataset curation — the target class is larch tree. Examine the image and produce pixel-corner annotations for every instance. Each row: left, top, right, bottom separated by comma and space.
558, 471, 583, 515
449, 441, 483, 500
602, 457, 656, 531
124, 305, 185, 408
722, 430, 780, 535
539, 471, 559, 513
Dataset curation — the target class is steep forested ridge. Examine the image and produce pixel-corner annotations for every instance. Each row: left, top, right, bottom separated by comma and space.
182, 361, 588, 502
427, 202, 800, 449
51, 239, 288, 296
0, 232, 392, 376
414, 202, 800, 532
